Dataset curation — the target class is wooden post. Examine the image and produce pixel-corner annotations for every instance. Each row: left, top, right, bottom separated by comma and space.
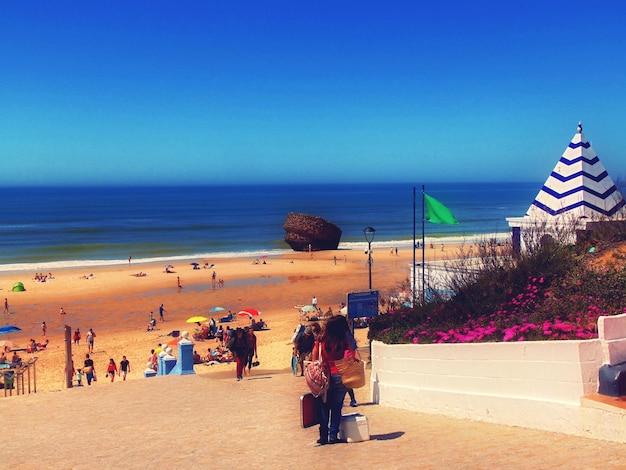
65, 325, 73, 388
32, 357, 37, 393
27, 357, 38, 394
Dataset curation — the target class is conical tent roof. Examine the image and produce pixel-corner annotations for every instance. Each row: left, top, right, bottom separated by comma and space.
526, 123, 625, 220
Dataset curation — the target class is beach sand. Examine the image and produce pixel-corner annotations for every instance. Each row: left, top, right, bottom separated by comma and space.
3, 246, 625, 468
0, 247, 416, 392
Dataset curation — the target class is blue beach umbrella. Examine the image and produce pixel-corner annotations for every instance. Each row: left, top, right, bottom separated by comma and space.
210, 306, 225, 313
0, 325, 21, 335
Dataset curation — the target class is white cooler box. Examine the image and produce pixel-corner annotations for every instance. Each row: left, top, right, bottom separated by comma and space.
339, 413, 370, 443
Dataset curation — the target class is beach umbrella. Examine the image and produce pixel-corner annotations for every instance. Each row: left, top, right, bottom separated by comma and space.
186, 316, 208, 324
210, 306, 225, 313
167, 337, 181, 346
190, 262, 199, 266
301, 305, 317, 313
164, 264, 174, 269
0, 325, 21, 335
239, 308, 260, 316
237, 311, 254, 318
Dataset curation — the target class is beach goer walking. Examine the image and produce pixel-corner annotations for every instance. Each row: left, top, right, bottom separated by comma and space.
87, 328, 96, 353
226, 327, 249, 381
312, 315, 354, 445
312, 295, 317, 309
84, 354, 95, 386
128, 256, 132, 264
41, 321, 47, 337
177, 277, 182, 290
59, 307, 66, 317
120, 355, 130, 380
246, 328, 258, 375
73, 328, 81, 345
106, 358, 118, 382
159, 304, 166, 321
4, 298, 9, 315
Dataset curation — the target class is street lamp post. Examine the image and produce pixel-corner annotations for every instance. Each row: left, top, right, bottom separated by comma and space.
363, 226, 376, 290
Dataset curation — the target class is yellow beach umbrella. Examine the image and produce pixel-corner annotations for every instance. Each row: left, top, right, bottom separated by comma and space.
186, 316, 208, 324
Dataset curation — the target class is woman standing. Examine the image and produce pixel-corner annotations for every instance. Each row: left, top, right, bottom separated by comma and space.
106, 358, 118, 382
311, 315, 354, 445
226, 328, 249, 381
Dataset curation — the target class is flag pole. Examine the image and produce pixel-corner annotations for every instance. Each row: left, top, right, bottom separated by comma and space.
412, 186, 416, 307
421, 185, 426, 304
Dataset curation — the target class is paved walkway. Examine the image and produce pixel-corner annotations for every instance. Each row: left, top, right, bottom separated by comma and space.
2, 367, 626, 469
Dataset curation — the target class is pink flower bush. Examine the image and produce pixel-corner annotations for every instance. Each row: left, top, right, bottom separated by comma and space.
369, 245, 626, 345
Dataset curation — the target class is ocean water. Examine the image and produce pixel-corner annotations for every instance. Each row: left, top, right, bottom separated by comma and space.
0, 182, 539, 271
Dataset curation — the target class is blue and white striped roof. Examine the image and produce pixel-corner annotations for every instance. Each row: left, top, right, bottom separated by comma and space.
527, 123, 625, 220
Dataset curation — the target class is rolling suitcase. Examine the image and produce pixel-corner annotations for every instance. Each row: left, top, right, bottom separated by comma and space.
300, 392, 320, 428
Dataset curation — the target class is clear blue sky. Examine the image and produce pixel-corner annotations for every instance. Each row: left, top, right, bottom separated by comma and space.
2, 1, 626, 186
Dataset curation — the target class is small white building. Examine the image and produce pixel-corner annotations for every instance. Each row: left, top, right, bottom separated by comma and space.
507, 123, 626, 250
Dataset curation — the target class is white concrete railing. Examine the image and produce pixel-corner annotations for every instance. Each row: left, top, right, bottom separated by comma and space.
369, 313, 626, 441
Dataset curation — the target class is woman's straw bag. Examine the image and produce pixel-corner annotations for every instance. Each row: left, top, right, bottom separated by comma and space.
335, 353, 366, 389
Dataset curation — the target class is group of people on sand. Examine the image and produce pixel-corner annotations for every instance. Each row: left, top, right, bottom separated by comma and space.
0, 350, 22, 366
26, 338, 49, 353
74, 354, 130, 386
70, 327, 96, 353
33, 272, 54, 282
192, 347, 228, 364
198, 346, 229, 364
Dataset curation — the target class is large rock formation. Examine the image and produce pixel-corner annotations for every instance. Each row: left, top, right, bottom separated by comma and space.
283, 212, 342, 251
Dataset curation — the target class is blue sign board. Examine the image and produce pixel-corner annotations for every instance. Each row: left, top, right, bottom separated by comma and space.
347, 290, 379, 319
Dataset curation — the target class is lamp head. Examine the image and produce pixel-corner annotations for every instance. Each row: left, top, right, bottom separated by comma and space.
363, 226, 376, 243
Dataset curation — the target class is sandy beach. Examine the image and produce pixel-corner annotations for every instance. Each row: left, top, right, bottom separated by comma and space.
0, 247, 417, 392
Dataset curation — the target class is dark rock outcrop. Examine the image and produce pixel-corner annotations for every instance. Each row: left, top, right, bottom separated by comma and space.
283, 213, 342, 251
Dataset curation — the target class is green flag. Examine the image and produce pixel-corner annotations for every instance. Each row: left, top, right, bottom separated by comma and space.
424, 193, 458, 225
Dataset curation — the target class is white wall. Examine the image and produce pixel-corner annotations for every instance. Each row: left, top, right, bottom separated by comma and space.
369, 314, 626, 441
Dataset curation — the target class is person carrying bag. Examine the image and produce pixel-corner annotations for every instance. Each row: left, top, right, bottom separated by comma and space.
310, 315, 353, 445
